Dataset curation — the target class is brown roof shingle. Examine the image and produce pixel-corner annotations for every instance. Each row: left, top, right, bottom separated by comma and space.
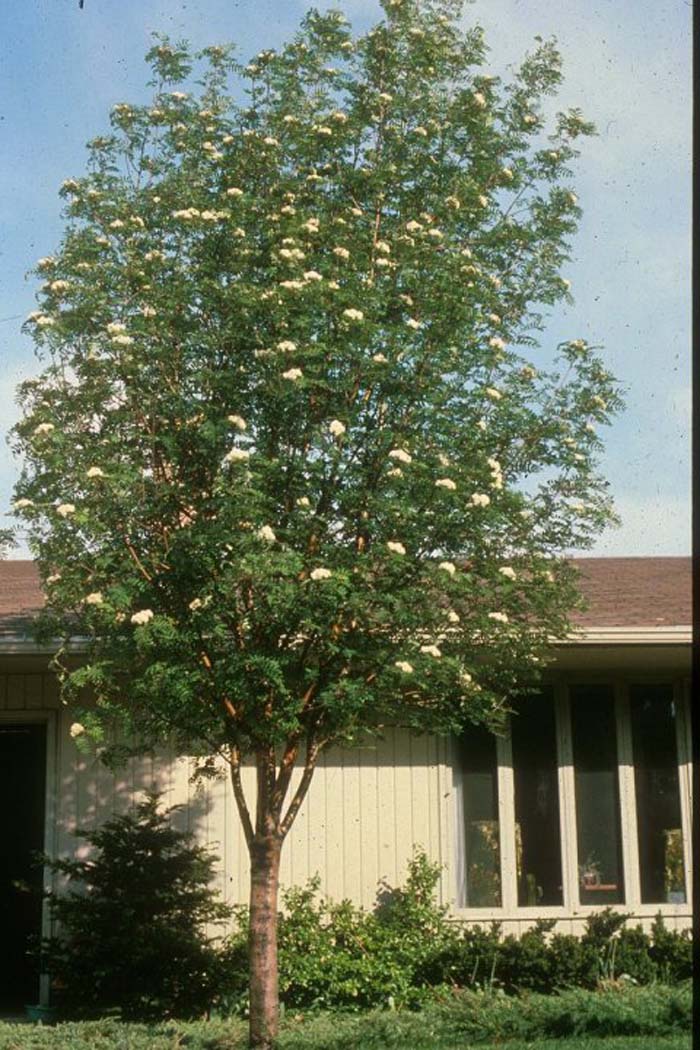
570, 557, 691, 628
0, 560, 45, 637
0, 556, 692, 637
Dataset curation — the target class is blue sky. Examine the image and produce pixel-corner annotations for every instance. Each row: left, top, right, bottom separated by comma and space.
0, 0, 690, 557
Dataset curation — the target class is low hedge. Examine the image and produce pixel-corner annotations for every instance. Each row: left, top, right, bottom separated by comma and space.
217, 852, 692, 1014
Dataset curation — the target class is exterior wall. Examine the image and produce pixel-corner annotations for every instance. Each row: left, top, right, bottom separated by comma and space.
0, 663, 693, 937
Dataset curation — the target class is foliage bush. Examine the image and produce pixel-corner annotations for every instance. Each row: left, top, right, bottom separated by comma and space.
218, 853, 692, 1014
40, 794, 231, 1021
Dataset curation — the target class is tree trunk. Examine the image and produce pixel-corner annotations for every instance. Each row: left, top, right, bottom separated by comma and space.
248, 834, 282, 1049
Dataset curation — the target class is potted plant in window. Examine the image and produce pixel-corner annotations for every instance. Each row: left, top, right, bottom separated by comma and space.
579, 852, 602, 890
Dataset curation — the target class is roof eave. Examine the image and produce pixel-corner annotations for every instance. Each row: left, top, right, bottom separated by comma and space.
556, 625, 692, 646
0, 625, 691, 657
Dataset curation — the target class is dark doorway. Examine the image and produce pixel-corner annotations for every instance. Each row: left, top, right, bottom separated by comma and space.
0, 723, 47, 1009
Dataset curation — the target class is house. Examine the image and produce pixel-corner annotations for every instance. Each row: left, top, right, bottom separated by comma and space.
0, 556, 692, 1008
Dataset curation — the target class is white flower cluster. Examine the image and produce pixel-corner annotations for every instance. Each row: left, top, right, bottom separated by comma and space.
488, 611, 509, 624
487, 457, 503, 490
435, 478, 456, 491
33, 422, 55, 435
224, 448, 250, 464
257, 525, 276, 543
56, 503, 76, 518
438, 561, 456, 575
387, 541, 406, 555
388, 449, 412, 465
310, 567, 332, 581
279, 247, 306, 261
395, 660, 413, 674
342, 308, 364, 322
328, 419, 346, 438
86, 466, 105, 478
282, 368, 303, 381
499, 566, 517, 581
85, 592, 104, 605
470, 493, 490, 507
131, 609, 154, 625
484, 387, 502, 402
420, 644, 442, 658
227, 414, 247, 431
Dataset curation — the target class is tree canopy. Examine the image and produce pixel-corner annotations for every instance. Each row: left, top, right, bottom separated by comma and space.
12, 0, 620, 808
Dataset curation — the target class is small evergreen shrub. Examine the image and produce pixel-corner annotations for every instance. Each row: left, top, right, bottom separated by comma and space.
41, 793, 231, 1020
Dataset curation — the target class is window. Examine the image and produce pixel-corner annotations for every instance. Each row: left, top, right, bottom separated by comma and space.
455, 677, 690, 914
630, 684, 686, 904
458, 724, 501, 907
511, 689, 563, 906
570, 684, 624, 905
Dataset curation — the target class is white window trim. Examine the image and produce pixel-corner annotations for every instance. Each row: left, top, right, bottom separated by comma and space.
450, 675, 693, 921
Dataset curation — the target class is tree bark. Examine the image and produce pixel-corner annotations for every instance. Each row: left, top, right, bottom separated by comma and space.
248, 834, 282, 1049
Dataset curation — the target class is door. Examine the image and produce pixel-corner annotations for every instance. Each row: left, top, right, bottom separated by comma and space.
0, 723, 47, 1008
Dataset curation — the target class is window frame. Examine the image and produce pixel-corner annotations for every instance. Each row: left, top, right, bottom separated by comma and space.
450, 673, 693, 920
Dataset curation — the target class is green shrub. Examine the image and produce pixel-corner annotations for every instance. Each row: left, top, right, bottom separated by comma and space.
220, 851, 460, 1013
218, 858, 692, 1016
649, 912, 693, 982
41, 793, 231, 1020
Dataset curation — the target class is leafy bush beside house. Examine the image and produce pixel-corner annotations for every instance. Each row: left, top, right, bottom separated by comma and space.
217, 853, 693, 1014
40, 794, 231, 1020
40, 820, 691, 1022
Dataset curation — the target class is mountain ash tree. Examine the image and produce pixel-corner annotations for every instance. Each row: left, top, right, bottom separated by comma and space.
12, 0, 620, 1044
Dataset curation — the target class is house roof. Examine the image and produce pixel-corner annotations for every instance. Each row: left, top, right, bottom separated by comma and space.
0, 557, 692, 640
568, 557, 691, 628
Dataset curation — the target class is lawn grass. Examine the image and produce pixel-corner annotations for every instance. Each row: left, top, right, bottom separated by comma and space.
0, 1023, 690, 1050
0, 983, 691, 1050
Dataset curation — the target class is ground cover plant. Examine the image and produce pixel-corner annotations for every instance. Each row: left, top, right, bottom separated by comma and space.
0, 985, 691, 1049
12, 0, 622, 1042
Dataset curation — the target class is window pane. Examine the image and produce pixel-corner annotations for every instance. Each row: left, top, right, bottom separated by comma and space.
630, 684, 686, 904
459, 726, 501, 907
512, 689, 563, 905
570, 685, 624, 905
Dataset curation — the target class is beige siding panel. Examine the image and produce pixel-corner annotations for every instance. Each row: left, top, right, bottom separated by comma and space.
358, 741, 380, 904
408, 732, 431, 859
376, 733, 398, 896
392, 730, 414, 889
25, 675, 44, 710
342, 748, 363, 903
6, 675, 26, 710
322, 745, 345, 902
42, 674, 61, 709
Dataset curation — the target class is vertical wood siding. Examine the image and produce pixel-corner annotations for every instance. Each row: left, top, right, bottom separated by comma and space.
0, 672, 692, 933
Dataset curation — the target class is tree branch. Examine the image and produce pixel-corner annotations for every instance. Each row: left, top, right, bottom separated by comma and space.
255, 746, 277, 836
279, 735, 324, 839
229, 744, 254, 848
270, 735, 300, 820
